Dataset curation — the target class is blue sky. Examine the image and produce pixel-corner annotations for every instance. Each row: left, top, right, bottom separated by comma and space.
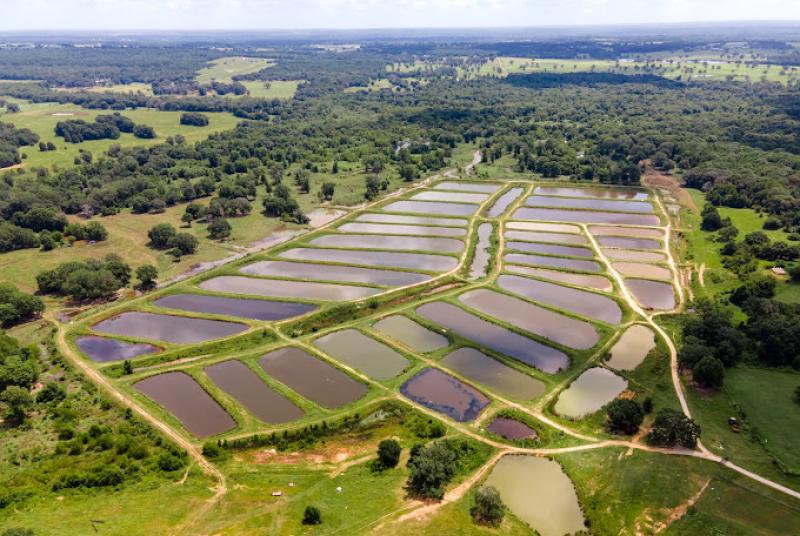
2, 0, 798, 31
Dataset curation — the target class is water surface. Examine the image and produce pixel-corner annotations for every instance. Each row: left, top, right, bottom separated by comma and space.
469, 223, 492, 279
626, 279, 676, 310
607, 325, 656, 370
94, 312, 247, 344
514, 207, 659, 226
505, 230, 587, 245
76, 336, 157, 362
199, 276, 381, 301
280, 247, 458, 271
442, 347, 545, 400
612, 262, 671, 280
506, 221, 580, 234
382, 200, 478, 216
602, 248, 666, 262
154, 294, 316, 321
526, 195, 654, 213
242, 260, 428, 286
589, 225, 663, 239
505, 266, 612, 292
597, 236, 661, 250
534, 186, 648, 200
488, 188, 524, 217
506, 241, 594, 258
486, 417, 538, 441
504, 253, 601, 273
356, 213, 467, 227
373, 315, 448, 352
313, 329, 410, 380
400, 368, 489, 422
337, 222, 466, 237
435, 181, 500, 193
411, 191, 489, 204
554, 367, 627, 418
310, 234, 464, 253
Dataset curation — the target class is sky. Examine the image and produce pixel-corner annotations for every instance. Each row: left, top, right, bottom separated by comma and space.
1, 0, 799, 31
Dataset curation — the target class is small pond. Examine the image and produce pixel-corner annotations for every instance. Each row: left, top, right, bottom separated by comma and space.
199, 275, 381, 301
442, 347, 545, 400
607, 324, 656, 371
602, 248, 666, 262
487, 187, 524, 218
486, 417, 538, 441
506, 221, 580, 234
468, 223, 492, 279
626, 279, 676, 310
506, 241, 593, 258
612, 262, 671, 280
337, 222, 466, 237
310, 233, 464, 253
589, 225, 663, 239
280, 247, 458, 272
597, 236, 661, 250
503, 253, 601, 273
93, 312, 247, 344
153, 293, 316, 321
241, 260, 428, 286
313, 329, 410, 380
505, 265, 612, 292
526, 195, 654, 213
554, 367, 627, 418
355, 213, 467, 227
76, 336, 157, 362
381, 200, 478, 217
372, 315, 448, 353
513, 207, 659, 226
505, 230, 587, 245
411, 191, 489, 204
534, 185, 648, 200
400, 368, 489, 422
434, 181, 500, 193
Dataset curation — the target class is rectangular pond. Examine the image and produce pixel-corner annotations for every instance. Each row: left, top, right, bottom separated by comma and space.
134, 371, 235, 438
486, 417, 538, 441
411, 191, 489, 204
372, 315, 448, 353
612, 262, 671, 281
259, 347, 367, 408
153, 293, 317, 321
205, 360, 304, 424
626, 279, 676, 310
355, 213, 467, 227
280, 247, 458, 272
417, 301, 568, 373
534, 185, 648, 200
498, 274, 622, 324
526, 195, 654, 213
506, 221, 580, 234
241, 260, 428, 287
589, 225, 663, 239
506, 241, 594, 258
597, 236, 661, 250
602, 248, 666, 262
442, 347, 545, 400
488, 187, 524, 218
400, 368, 489, 422
309, 234, 464, 253
513, 207, 660, 226
434, 181, 500, 193
504, 230, 587, 245
460, 289, 600, 350
504, 253, 601, 273
76, 336, 157, 362
554, 367, 627, 418
505, 265, 612, 292
199, 275, 381, 302
381, 200, 478, 217
337, 222, 466, 237
93, 311, 247, 344
469, 223, 492, 279
313, 329, 410, 381
606, 324, 656, 371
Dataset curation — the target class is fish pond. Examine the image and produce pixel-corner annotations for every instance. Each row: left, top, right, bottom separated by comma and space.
506, 241, 594, 258
93, 311, 247, 344
279, 247, 458, 271
504, 265, 612, 292
442, 347, 545, 400
506, 221, 580, 234
76, 336, 157, 362
468, 223, 492, 279
534, 185, 648, 200
554, 367, 627, 418
504, 253, 601, 273
241, 260, 428, 286
602, 248, 666, 262
606, 324, 656, 371
411, 191, 489, 204
313, 329, 410, 381
336, 222, 466, 237
526, 195, 654, 213
309, 234, 464, 253
372, 315, 448, 353
612, 262, 671, 280
513, 207, 659, 226
597, 236, 661, 250
381, 200, 478, 217
486, 417, 538, 441
626, 279, 676, 310
153, 293, 317, 321
199, 275, 381, 301
487, 187, 524, 218
434, 181, 500, 193
504, 230, 588, 245
355, 213, 467, 227
400, 368, 489, 422
589, 225, 663, 239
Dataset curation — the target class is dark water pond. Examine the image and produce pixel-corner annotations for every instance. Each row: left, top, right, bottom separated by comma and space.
259, 347, 367, 408
412, 191, 489, 204
488, 188, 524, 218
313, 329, 410, 380
417, 301, 568, 373
280, 247, 458, 272
241, 260, 428, 286
506, 241, 594, 258
154, 293, 316, 321
200, 275, 380, 301
505, 230, 587, 245
435, 181, 500, 193
93, 312, 247, 344
505, 265, 612, 292
589, 225, 663, 239
469, 223, 492, 279
310, 233, 464, 253
534, 186, 648, 200
373, 315, 448, 353
486, 417, 538, 441
513, 207, 659, 226
626, 279, 676, 310
597, 236, 661, 250
382, 200, 478, 216
400, 368, 489, 422
504, 253, 601, 273
526, 195, 654, 213
76, 336, 157, 362
355, 213, 467, 227
442, 347, 545, 400
134, 372, 235, 437
205, 360, 304, 424
337, 222, 466, 237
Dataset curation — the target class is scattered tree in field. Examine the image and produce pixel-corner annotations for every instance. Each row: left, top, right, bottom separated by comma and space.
406, 441, 457, 499
148, 223, 177, 249
364, 175, 387, 201
132, 124, 156, 139
399, 164, 418, 182
470, 486, 505, 527
693, 355, 725, 388
84, 221, 108, 241
321, 181, 335, 201
136, 264, 158, 289
701, 204, 723, 231
302, 506, 322, 525
180, 112, 209, 126
104, 253, 131, 286
122, 360, 133, 375
0, 283, 44, 326
36, 256, 130, 301
606, 399, 644, 435
208, 217, 232, 240
172, 233, 198, 255
1, 385, 33, 424
647, 409, 701, 449
377, 438, 402, 469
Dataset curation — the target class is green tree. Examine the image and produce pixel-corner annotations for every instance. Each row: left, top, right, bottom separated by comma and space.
122, 360, 133, 375
647, 409, 701, 449
85, 221, 108, 241
302, 505, 322, 525
693, 355, 725, 388
62, 268, 121, 301
136, 264, 158, 289
377, 438, 401, 469
103, 254, 131, 286
36, 381, 66, 404
208, 217, 232, 240
606, 399, 644, 435
1, 385, 33, 424
0, 283, 44, 326
470, 486, 505, 527
701, 204, 723, 231
406, 441, 457, 499
148, 223, 177, 249
321, 181, 335, 201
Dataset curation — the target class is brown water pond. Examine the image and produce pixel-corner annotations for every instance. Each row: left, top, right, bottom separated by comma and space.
205, 360, 303, 424
602, 248, 666, 262
442, 347, 545, 400
597, 236, 661, 250
411, 191, 489, 204
486, 417, 538, 441
554, 367, 627, 418
534, 185, 648, 200
337, 222, 466, 237
498, 274, 622, 324
76, 336, 157, 362
485, 455, 585, 536
612, 262, 671, 280
506, 221, 580, 234
607, 324, 656, 371
505, 265, 612, 292
310, 234, 464, 253
313, 329, 410, 381
280, 247, 458, 271
504, 230, 587, 245
469, 223, 492, 279
504, 253, 601, 273
372, 315, 448, 353
417, 301, 568, 373
506, 241, 594, 258
589, 225, 663, 239
199, 276, 381, 301
93, 312, 247, 344
526, 195, 654, 213
134, 372, 235, 437
355, 213, 467, 227
460, 289, 599, 350
241, 260, 427, 286
400, 368, 489, 422
626, 279, 676, 310
513, 208, 659, 226
153, 293, 317, 321
434, 181, 500, 193
259, 347, 367, 408
381, 200, 478, 217
488, 187, 524, 218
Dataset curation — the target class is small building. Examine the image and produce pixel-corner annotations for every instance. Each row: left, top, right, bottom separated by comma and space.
771, 266, 787, 276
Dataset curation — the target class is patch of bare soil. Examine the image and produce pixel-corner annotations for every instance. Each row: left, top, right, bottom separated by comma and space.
248, 436, 377, 467
640, 161, 698, 213
654, 479, 711, 533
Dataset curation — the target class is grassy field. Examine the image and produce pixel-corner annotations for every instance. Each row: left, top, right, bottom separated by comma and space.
195, 56, 274, 84
241, 80, 301, 99
53, 82, 154, 95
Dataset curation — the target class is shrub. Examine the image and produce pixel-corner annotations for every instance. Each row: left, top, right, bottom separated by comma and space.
147, 223, 177, 249
693, 355, 725, 389
470, 485, 505, 527
377, 438, 401, 469
606, 399, 644, 435
406, 441, 457, 499
302, 505, 322, 525
180, 112, 209, 127
647, 409, 701, 449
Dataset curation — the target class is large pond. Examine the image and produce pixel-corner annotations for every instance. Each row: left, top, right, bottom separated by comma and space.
411, 191, 489, 204
76, 336, 157, 362
507, 221, 580, 234
597, 236, 661, 250
534, 185, 648, 200
205, 360, 303, 424
337, 222, 466, 237
400, 367, 489, 422
612, 262, 671, 280
417, 301, 568, 373
442, 347, 545, 400
469, 223, 492, 279
526, 195, 654, 214
602, 248, 666, 262
589, 225, 663, 239
93, 311, 247, 344
280, 247, 458, 271
153, 293, 316, 321
313, 329, 410, 380
607, 324, 656, 371
241, 260, 428, 287
488, 187, 524, 218
506, 241, 593, 258
199, 275, 381, 301
460, 289, 599, 350
434, 181, 500, 193
372, 315, 448, 353
513, 207, 660, 226
382, 200, 478, 217
505, 230, 587, 245
486, 417, 538, 441
504, 253, 601, 273
259, 347, 367, 408
485, 455, 585, 536
134, 372, 235, 437
554, 367, 627, 418
498, 275, 622, 324
355, 213, 467, 227
310, 234, 464, 253
626, 279, 676, 310
505, 265, 612, 292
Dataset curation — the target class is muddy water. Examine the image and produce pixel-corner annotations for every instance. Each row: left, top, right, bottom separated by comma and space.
526, 195, 654, 213
337, 222, 466, 237
382, 200, 478, 216
355, 213, 467, 227
506, 221, 580, 234
498, 275, 622, 324
505, 265, 612, 292
435, 181, 500, 193
411, 191, 489, 204
310, 234, 464, 253
506, 241, 594, 258
607, 324, 656, 371
259, 347, 367, 408
93, 311, 247, 344
153, 293, 316, 321
442, 347, 545, 400
513, 207, 659, 226
241, 260, 428, 287
486, 417, 538, 441
76, 336, 157, 362
460, 289, 599, 350
134, 372, 235, 437
554, 367, 627, 418
485, 455, 585, 536
199, 276, 381, 301
504, 253, 601, 273
597, 236, 661, 250
488, 188, 524, 218
602, 248, 666, 262
417, 301, 568, 373
612, 262, 671, 280
313, 329, 410, 380
400, 368, 489, 422
469, 223, 492, 279
534, 186, 648, 200
626, 279, 676, 310
280, 247, 458, 272
504, 230, 587, 245
589, 225, 663, 239
372, 315, 448, 352
205, 360, 303, 424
